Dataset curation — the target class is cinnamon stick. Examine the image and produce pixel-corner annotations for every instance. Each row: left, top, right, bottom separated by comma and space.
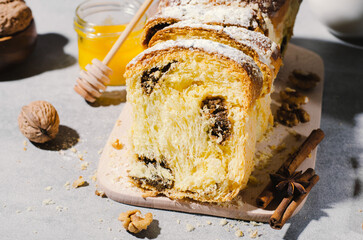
282, 129, 325, 176
269, 195, 294, 227
256, 129, 324, 208
269, 168, 315, 227
270, 174, 320, 229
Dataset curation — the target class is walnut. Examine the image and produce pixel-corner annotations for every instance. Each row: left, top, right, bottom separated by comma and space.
276, 103, 310, 127
280, 87, 308, 106
289, 70, 320, 90
118, 209, 153, 233
18, 101, 59, 143
296, 108, 310, 123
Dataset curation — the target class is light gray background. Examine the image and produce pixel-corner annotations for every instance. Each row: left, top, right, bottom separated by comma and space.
1, 1, 363, 239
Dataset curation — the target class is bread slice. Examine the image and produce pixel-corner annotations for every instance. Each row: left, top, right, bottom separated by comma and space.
124, 39, 272, 202
142, 2, 266, 47
143, 0, 302, 53
148, 21, 282, 96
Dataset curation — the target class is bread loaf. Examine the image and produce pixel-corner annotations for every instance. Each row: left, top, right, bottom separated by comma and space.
124, 0, 301, 202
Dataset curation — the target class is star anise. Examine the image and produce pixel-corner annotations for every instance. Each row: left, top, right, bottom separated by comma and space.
270, 171, 309, 197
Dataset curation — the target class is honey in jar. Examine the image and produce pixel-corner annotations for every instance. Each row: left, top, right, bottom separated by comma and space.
74, 0, 146, 86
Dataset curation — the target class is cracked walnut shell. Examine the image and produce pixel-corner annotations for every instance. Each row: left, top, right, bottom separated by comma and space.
18, 101, 59, 143
118, 209, 153, 233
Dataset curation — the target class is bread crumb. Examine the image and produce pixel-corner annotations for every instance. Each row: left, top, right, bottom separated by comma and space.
59, 150, 65, 156
56, 206, 68, 212
269, 145, 276, 150
97, 148, 103, 155
248, 175, 259, 186
275, 143, 286, 153
81, 162, 89, 170
112, 139, 123, 150
72, 176, 88, 188
90, 172, 97, 182
186, 223, 195, 232
219, 219, 228, 226
99, 219, 104, 223
42, 199, 55, 205
176, 219, 181, 224
23, 147, 27, 151
78, 153, 84, 161
64, 181, 71, 190
95, 190, 107, 198
70, 147, 77, 153
206, 221, 212, 225
26, 207, 34, 212
108, 227, 112, 231
250, 221, 262, 226
359, 209, 363, 213
254, 151, 273, 170
235, 230, 244, 237
16, 210, 21, 213
286, 128, 302, 140
23, 140, 27, 146
44, 186, 53, 191
250, 230, 258, 238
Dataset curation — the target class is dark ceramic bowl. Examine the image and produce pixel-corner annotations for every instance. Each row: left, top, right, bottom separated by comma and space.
0, 20, 37, 71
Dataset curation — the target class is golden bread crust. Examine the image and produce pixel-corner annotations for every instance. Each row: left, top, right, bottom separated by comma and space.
148, 23, 283, 95
143, 0, 302, 49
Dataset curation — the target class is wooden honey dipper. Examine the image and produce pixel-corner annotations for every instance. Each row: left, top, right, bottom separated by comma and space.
74, 0, 154, 102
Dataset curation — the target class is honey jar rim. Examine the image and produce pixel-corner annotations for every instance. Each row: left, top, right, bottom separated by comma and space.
74, 0, 145, 37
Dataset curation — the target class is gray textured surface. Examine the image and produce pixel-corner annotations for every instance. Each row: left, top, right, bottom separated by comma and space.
1, 1, 363, 239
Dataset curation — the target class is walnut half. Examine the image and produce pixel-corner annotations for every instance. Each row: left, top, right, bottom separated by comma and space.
276, 103, 310, 127
289, 70, 320, 90
280, 87, 308, 106
118, 209, 153, 233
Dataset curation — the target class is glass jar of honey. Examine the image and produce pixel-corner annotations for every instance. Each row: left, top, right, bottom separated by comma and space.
74, 0, 146, 86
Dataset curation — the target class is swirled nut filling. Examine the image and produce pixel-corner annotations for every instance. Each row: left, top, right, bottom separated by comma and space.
132, 156, 174, 191
201, 96, 231, 144
141, 62, 176, 95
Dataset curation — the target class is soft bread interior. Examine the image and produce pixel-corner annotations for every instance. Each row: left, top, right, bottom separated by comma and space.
126, 49, 271, 202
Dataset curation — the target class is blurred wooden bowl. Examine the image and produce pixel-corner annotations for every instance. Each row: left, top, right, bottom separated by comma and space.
0, 20, 37, 71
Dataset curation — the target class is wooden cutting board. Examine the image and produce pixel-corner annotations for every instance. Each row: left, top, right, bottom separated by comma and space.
97, 44, 324, 222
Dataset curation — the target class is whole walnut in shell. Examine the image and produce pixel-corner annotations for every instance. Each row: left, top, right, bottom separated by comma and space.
18, 101, 60, 143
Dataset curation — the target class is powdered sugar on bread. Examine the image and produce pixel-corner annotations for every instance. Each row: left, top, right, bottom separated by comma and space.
128, 39, 262, 80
